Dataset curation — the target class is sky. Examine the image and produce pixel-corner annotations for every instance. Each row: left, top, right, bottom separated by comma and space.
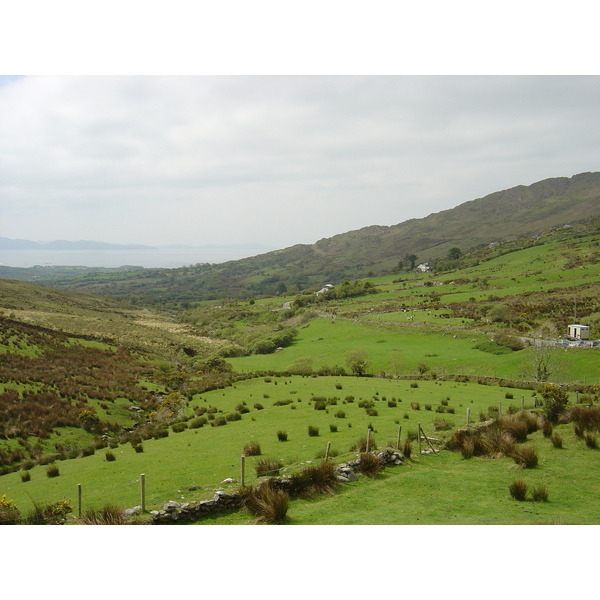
2, 74, 599, 250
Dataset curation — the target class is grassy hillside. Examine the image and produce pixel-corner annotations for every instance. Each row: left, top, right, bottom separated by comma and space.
3, 172, 599, 303
1, 189, 600, 525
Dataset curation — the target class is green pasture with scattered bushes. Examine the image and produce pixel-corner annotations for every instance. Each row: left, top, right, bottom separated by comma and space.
2, 375, 600, 524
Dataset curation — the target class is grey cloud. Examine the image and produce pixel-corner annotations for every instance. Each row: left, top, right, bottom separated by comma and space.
1, 75, 599, 248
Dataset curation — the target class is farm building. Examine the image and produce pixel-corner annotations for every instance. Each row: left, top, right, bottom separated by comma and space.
315, 284, 334, 295
567, 324, 591, 340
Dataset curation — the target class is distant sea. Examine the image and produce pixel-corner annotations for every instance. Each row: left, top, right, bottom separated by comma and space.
0, 247, 273, 269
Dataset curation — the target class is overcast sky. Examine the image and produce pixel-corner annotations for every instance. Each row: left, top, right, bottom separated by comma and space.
1, 75, 599, 249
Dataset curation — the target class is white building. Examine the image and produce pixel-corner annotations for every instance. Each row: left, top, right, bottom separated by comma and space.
567, 324, 591, 340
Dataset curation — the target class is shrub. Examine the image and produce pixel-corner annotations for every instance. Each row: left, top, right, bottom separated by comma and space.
255, 458, 283, 477
357, 452, 382, 477
225, 412, 242, 422
335, 384, 343, 390
21, 471, 31, 482
410, 382, 419, 388
0, 494, 20, 524
236, 404, 250, 414
172, 422, 188, 433
532, 484, 549, 502
239, 480, 289, 524
46, 465, 60, 478
105, 451, 116, 462
212, 418, 227, 427
345, 396, 355, 403
314, 400, 326, 411
366, 408, 378, 417
253, 403, 264, 410
190, 417, 207, 429
308, 425, 319, 437
78, 504, 130, 525
584, 433, 598, 449
509, 479, 528, 501
81, 446, 95, 457
335, 410, 346, 418
243, 442, 261, 456
550, 433, 563, 449
387, 400, 397, 408
23, 499, 73, 525
511, 445, 538, 469
277, 430, 288, 442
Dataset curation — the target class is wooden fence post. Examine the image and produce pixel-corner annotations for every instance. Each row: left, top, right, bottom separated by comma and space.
396, 425, 402, 450
466, 407, 470, 426
366, 428, 371, 453
325, 441, 331, 462
498, 402, 502, 417
521, 395, 525, 411
77, 483, 82, 518
418, 422, 422, 454
241, 455, 246, 487
140, 473, 146, 512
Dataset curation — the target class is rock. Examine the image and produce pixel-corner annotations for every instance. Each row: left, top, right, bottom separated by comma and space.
124, 505, 142, 516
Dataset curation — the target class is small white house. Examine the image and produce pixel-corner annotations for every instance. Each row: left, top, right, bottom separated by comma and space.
567, 324, 591, 340
315, 284, 334, 296
416, 263, 431, 272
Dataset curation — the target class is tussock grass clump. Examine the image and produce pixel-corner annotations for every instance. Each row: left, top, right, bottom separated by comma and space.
20, 471, 31, 482
433, 420, 454, 431
276, 430, 288, 442
532, 484, 549, 502
308, 425, 319, 437
189, 416, 208, 429
509, 479, 528, 501
105, 451, 116, 462
239, 479, 289, 524
351, 436, 377, 452
255, 458, 283, 477
335, 410, 346, 418
46, 465, 60, 478
563, 405, 600, 431
329, 424, 338, 433
584, 433, 598, 449
243, 441, 261, 456
286, 461, 338, 498
498, 416, 528, 443
253, 403, 264, 410
542, 419, 553, 438
172, 422, 188, 433
356, 452, 382, 478
78, 504, 129, 525
403, 439, 412, 459
511, 445, 538, 469
550, 433, 563, 449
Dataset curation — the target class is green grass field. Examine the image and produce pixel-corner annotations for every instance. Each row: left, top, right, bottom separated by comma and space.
2, 375, 599, 525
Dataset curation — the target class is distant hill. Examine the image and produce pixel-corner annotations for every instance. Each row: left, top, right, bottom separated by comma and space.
2, 171, 599, 301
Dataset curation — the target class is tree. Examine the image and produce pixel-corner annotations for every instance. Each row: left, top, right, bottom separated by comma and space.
447, 247, 462, 260
405, 254, 418, 270
344, 349, 370, 376
522, 344, 568, 383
